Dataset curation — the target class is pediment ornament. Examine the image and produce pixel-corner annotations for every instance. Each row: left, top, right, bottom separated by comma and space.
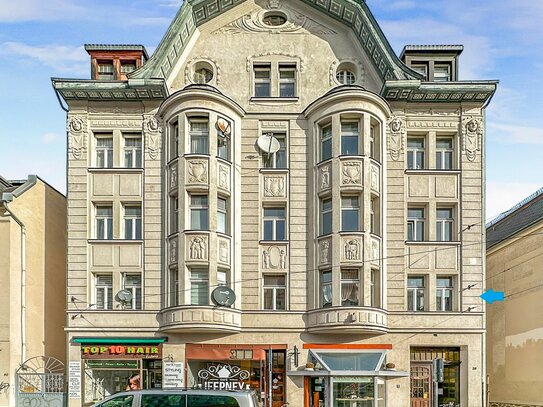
143, 116, 162, 160
462, 116, 483, 162
67, 116, 87, 160
387, 116, 406, 161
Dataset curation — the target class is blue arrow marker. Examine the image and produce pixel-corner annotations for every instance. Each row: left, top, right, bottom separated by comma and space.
480, 289, 504, 304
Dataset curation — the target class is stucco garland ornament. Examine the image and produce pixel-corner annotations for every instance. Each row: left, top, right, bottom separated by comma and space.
143, 116, 162, 160
462, 117, 483, 162
67, 116, 87, 160
387, 116, 405, 161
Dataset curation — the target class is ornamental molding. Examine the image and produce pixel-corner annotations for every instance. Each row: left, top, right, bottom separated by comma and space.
218, 164, 230, 191
218, 238, 230, 264
319, 164, 331, 191
169, 237, 178, 264
246, 52, 305, 72
342, 237, 361, 262
406, 120, 459, 129
67, 116, 87, 160
329, 59, 365, 86
143, 116, 163, 160
386, 116, 405, 161
213, 6, 335, 36
341, 161, 362, 185
461, 116, 483, 162
319, 239, 331, 265
405, 108, 460, 116
189, 235, 208, 260
90, 119, 141, 128
187, 160, 209, 184
263, 175, 286, 197
262, 245, 287, 270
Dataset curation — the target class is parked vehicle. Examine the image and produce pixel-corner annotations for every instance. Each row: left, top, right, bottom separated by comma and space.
91, 389, 260, 407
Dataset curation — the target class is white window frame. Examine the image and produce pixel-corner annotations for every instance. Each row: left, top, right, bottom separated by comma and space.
170, 268, 179, 307
190, 268, 209, 306
436, 276, 454, 311
341, 196, 360, 232
95, 134, 113, 168
336, 70, 356, 85
217, 197, 228, 235
436, 207, 454, 242
262, 133, 287, 169
120, 60, 137, 74
122, 273, 142, 310
95, 274, 113, 310
189, 117, 209, 155
278, 64, 296, 98
340, 269, 359, 306
434, 63, 451, 82
320, 270, 332, 307
123, 133, 142, 168
263, 275, 286, 310
123, 204, 142, 240
320, 198, 332, 235
407, 207, 425, 241
254, 64, 271, 97
263, 207, 286, 241
407, 137, 425, 170
370, 269, 380, 308
407, 276, 426, 311
170, 196, 179, 234
95, 205, 113, 240
436, 137, 454, 170
190, 195, 209, 230
97, 61, 114, 80
340, 120, 360, 156
321, 124, 332, 161
170, 121, 179, 161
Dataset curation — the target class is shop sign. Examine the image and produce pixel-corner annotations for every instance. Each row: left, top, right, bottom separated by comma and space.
68, 361, 81, 399
86, 360, 139, 369
163, 362, 184, 389
198, 364, 250, 391
81, 344, 162, 359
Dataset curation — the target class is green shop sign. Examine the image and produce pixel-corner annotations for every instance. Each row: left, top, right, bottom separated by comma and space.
86, 360, 138, 369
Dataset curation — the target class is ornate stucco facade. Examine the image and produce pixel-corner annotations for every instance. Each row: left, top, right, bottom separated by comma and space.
53, 1, 496, 406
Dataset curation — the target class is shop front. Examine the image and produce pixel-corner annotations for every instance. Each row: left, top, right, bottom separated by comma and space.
185, 344, 287, 407
73, 338, 166, 405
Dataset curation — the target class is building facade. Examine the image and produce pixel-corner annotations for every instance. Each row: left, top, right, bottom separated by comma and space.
0, 175, 67, 407
53, 1, 496, 406
486, 188, 543, 407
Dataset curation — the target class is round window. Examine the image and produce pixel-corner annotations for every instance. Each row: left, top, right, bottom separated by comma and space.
193, 67, 213, 84
336, 70, 356, 85
262, 12, 287, 27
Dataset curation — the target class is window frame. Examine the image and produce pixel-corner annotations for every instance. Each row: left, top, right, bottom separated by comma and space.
436, 276, 454, 311
340, 269, 360, 306
263, 207, 286, 241
123, 133, 142, 168
407, 137, 425, 170
189, 117, 209, 155
217, 196, 229, 235
340, 120, 360, 156
278, 64, 297, 98
95, 205, 113, 240
123, 204, 142, 240
407, 207, 426, 241
262, 133, 287, 169
190, 195, 209, 231
320, 123, 333, 161
122, 273, 142, 310
95, 134, 114, 168
254, 64, 272, 97
320, 270, 333, 308
336, 70, 356, 85
436, 207, 454, 242
407, 276, 426, 311
169, 120, 179, 161
190, 268, 209, 306
120, 60, 137, 75
436, 137, 454, 170
263, 274, 287, 310
95, 274, 113, 310
434, 63, 452, 82
341, 196, 360, 232
97, 60, 114, 80
170, 268, 179, 307
320, 198, 332, 236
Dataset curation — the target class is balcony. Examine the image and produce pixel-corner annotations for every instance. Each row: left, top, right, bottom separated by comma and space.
306, 306, 388, 334
159, 306, 242, 333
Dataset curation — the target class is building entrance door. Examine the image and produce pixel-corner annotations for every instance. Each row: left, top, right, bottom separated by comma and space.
410, 363, 432, 407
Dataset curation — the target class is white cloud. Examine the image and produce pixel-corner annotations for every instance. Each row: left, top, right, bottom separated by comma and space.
486, 181, 542, 222
488, 122, 543, 145
0, 42, 87, 76
41, 133, 60, 144
0, 0, 87, 22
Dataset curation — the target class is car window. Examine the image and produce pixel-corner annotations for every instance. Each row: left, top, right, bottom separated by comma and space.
186, 394, 240, 407
141, 394, 185, 407
100, 395, 133, 407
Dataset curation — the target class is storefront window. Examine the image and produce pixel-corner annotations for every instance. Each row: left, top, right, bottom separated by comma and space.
84, 360, 139, 403
333, 377, 374, 407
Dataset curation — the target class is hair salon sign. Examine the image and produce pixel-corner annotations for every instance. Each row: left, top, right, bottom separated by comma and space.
197, 364, 250, 390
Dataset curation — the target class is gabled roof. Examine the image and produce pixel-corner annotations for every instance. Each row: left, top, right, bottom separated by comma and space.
486, 187, 543, 250
130, 0, 420, 82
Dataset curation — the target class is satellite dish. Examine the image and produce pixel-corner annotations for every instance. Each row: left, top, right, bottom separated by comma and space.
257, 134, 280, 154
116, 289, 133, 304
211, 286, 236, 307
216, 118, 231, 137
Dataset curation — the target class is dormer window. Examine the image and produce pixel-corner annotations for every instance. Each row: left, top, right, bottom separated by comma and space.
120, 61, 137, 75
97, 61, 114, 80
434, 63, 451, 82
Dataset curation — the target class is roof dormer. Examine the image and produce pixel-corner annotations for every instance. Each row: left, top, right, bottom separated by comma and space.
85, 44, 149, 81
400, 45, 463, 82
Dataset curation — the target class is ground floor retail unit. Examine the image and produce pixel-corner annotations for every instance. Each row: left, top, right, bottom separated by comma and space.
67, 336, 475, 407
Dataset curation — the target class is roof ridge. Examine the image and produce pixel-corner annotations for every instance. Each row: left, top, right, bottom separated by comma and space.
486, 187, 543, 228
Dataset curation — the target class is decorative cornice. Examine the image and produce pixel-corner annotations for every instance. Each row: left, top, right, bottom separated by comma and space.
52, 78, 168, 101
383, 80, 498, 105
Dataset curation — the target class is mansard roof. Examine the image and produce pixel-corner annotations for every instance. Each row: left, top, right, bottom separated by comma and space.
129, 0, 420, 82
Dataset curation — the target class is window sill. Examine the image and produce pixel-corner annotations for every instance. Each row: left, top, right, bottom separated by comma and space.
88, 167, 144, 173
259, 240, 289, 244
259, 168, 289, 174
250, 97, 299, 103
405, 240, 461, 245
88, 239, 144, 244
405, 169, 461, 175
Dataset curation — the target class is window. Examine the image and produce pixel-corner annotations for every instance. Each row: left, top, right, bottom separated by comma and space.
97, 61, 114, 80
336, 70, 356, 85
407, 137, 425, 169
341, 196, 359, 232
436, 208, 454, 241
263, 275, 286, 310
436, 138, 453, 169
262, 12, 287, 27
407, 276, 425, 311
190, 268, 209, 305
120, 61, 136, 75
190, 195, 209, 230
217, 133, 229, 161
170, 196, 179, 234
321, 124, 332, 161
369, 124, 379, 160
193, 67, 213, 84
263, 133, 287, 168
321, 270, 332, 307
411, 63, 428, 80
95, 274, 113, 310
341, 269, 359, 306
436, 277, 453, 311
170, 121, 179, 160
217, 270, 228, 286
263, 207, 286, 241
341, 121, 359, 155
279, 64, 296, 97
101, 395, 133, 407
320, 198, 332, 235
95, 205, 113, 240
370, 269, 380, 308
124, 205, 142, 240
407, 208, 425, 241
124, 134, 142, 168
123, 274, 142, 310
170, 268, 179, 306
95, 135, 113, 168
434, 64, 451, 82
189, 118, 209, 154
217, 197, 228, 234
254, 64, 271, 97
186, 395, 240, 407
370, 198, 380, 235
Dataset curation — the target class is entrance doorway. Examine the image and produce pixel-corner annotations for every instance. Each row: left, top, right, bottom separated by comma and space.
410, 363, 431, 407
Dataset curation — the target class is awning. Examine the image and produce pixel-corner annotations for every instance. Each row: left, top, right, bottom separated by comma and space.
73, 337, 167, 344
287, 370, 409, 378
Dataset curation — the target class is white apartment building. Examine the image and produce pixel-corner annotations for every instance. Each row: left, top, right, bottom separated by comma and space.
53, 1, 497, 406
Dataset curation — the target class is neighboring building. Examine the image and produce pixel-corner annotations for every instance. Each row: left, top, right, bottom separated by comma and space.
486, 188, 543, 407
0, 175, 67, 407
52, 1, 496, 406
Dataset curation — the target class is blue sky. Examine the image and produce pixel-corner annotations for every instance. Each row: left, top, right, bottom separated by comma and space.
0, 0, 541, 220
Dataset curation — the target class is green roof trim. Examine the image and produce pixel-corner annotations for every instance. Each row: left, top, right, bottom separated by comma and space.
73, 337, 168, 344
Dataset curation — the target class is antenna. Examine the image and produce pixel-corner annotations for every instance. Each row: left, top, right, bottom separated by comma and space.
256, 133, 280, 154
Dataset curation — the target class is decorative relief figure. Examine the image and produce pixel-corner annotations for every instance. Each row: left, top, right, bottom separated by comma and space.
371, 165, 379, 191
387, 116, 406, 161
344, 239, 360, 261
267, 0, 281, 8
187, 160, 208, 183
264, 176, 285, 197
342, 162, 362, 185
170, 165, 178, 189
320, 166, 330, 190
218, 165, 230, 190
143, 116, 162, 160
67, 116, 87, 160
371, 239, 380, 263
320, 240, 330, 265
462, 117, 483, 162
262, 246, 287, 269
169, 238, 178, 264
189, 236, 207, 260
219, 240, 229, 263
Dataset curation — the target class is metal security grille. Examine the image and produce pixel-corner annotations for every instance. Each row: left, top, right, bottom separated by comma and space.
16, 356, 66, 407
